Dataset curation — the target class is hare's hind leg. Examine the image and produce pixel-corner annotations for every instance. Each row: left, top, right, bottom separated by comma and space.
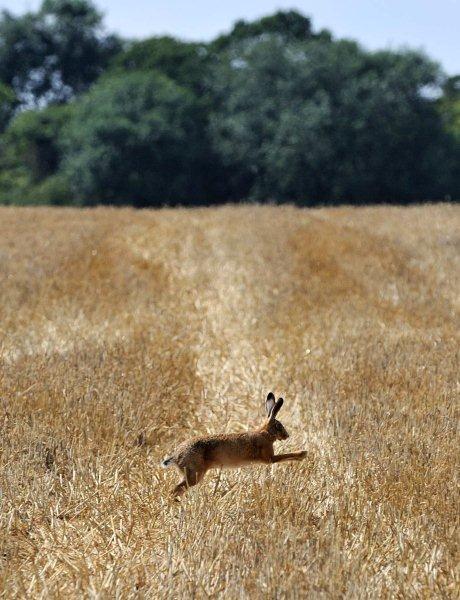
172, 467, 205, 498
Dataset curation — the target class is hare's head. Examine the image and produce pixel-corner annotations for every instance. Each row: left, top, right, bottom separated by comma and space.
264, 392, 289, 440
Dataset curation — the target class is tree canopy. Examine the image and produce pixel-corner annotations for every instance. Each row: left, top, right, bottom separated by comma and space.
209, 38, 453, 203
0, 5, 458, 206
211, 10, 329, 51
61, 71, 210, 206
0, 83, 17, 132
0, 0, 121, 106
111, 36, 209, 96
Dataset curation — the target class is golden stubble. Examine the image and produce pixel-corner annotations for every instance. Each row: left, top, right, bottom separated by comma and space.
0, 204, 458, 598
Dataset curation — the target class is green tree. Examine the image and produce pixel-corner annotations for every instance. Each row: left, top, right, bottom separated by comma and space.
0, 83, 17, 131
6, 104, 71, 179
209, 36, 455, 203
0, 0, 121, 106
61, 71, 210, 206
439, 76, 460, 138
0, 103, 72, 204
438, 75, 460, 198
111, 36, 209, 95
212, 10, 330, 52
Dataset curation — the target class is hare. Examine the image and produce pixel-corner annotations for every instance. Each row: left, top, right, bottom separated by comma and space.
161, 392, 307, 497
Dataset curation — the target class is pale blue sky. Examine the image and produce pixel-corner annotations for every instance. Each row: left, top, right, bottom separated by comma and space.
3, 0, 459, 75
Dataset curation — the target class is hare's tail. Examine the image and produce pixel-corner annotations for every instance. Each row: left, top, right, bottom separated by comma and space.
161, 456, 175, 468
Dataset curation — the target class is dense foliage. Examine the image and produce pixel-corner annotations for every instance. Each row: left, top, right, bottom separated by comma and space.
0, 2, 458, 205
210, 40, 455, 203
0, 0, 121, 106
62, 71, 211, 206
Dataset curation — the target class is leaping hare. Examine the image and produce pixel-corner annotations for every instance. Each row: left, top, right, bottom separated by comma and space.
161, 392, 307, 497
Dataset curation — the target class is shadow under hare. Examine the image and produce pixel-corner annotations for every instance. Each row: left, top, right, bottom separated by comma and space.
161, 392, 307, 497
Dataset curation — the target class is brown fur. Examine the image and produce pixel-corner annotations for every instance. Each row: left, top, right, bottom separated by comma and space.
162, 393, 307, 497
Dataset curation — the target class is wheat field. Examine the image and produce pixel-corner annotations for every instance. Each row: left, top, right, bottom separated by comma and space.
0, 204, 459, 598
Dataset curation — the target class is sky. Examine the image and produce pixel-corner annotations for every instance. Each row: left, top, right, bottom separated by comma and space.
2, 0, 459, 75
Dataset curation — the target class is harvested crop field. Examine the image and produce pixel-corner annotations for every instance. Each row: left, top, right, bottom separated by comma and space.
0, 204, 459, 598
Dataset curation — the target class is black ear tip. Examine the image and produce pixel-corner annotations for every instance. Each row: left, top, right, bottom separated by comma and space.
267, 392, 275, 401
277, 397, 284, 406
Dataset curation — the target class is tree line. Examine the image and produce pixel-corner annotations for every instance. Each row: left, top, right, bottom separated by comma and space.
0, 1, 459, 207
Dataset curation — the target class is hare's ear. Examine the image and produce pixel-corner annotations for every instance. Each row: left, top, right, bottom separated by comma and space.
271, 398, 284, 419
265, 392, 276, 416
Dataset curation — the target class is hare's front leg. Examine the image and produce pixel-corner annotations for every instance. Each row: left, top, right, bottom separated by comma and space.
271, 451, 307, 464
172, 467, 205, 497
